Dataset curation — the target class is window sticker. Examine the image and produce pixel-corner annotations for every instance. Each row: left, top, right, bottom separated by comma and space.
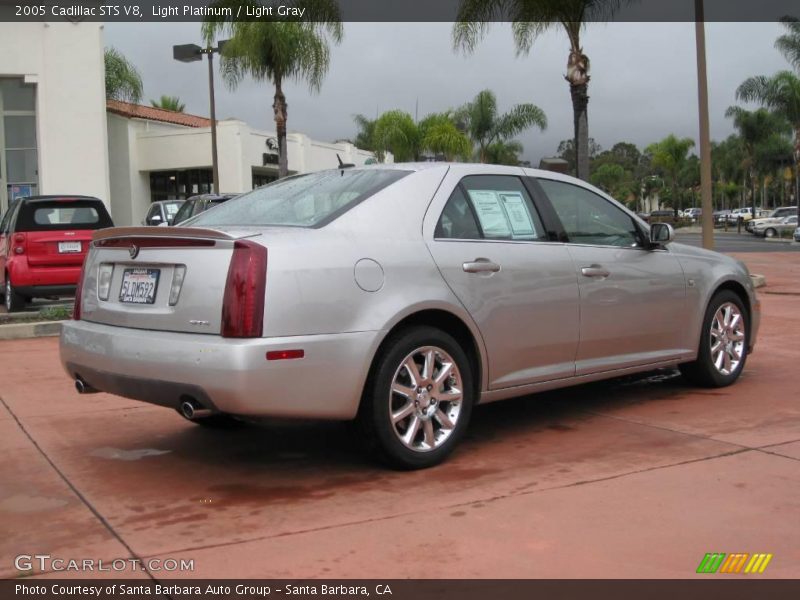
468, 190, 511, 237
499, 192, 536, 237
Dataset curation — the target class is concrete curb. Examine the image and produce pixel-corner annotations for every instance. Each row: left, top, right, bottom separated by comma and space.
751, 274, 766, 289
0, 320, 63, 340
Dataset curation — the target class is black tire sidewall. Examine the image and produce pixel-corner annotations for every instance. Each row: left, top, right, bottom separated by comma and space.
364, 326, 474, 470
695, 290, 749, 387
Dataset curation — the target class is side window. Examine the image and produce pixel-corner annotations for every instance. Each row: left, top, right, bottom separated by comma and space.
435, 186, 481, 240
436, 175, 545, 241
173, 201, 193, 225
538, 179, 642, 248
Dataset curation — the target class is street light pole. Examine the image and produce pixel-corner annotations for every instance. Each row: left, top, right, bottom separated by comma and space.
207, 47, 219, 195
173, 40, 229, 195
695, 0, 714, 250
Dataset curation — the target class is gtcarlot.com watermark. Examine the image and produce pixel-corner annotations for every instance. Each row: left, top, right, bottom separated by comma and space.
15, 554, 194, 573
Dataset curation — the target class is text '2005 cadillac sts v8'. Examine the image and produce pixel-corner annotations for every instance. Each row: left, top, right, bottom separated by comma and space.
60, 164, 759, 469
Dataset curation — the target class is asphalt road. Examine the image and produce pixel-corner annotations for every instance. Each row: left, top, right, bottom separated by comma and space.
0, 252, 798, 579
676, 231, 800, 253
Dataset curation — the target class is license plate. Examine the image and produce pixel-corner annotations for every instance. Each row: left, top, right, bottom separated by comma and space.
119, 268, 160, 304
58, 241, 81, 253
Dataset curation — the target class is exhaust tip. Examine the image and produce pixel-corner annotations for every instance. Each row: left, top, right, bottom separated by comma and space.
74, 377, 99, 394
180, 399, 212, 420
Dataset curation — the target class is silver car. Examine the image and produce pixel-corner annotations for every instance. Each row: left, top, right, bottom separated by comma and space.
60, 164, 760, 469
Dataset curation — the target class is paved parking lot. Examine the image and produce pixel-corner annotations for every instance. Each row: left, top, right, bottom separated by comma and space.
1, 252, 798, 579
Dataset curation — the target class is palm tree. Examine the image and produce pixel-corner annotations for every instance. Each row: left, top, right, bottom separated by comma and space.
725, 106, 790, 215
150, 95, 186, 112
453, 1, 626, 180
646, 135, 695, 215
352, 114, 377, 153
736, 71, 800, 212
371, 110, 472, 162
775, 16, 800, 71
458, 89, 546, 163
417, 112, 472, 161
202, 1, 343, 178
104, 47, 143, 104
484, 140, 525, 166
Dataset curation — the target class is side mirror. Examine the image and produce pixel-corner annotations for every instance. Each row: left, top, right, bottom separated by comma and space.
650, 222, 675, 246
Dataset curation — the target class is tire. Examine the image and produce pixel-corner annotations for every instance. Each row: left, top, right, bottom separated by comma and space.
764, 228, 777, 238
4, 275, 25, 313
358, 326, 474, 470
679, 290, 748, 388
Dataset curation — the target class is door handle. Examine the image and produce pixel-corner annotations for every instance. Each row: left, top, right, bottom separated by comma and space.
463, 258, 501, 274
581, 265, 610, 278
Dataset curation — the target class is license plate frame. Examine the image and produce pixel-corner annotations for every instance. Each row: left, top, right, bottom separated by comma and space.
58, 241, 82, 254
119, 268, 160, 305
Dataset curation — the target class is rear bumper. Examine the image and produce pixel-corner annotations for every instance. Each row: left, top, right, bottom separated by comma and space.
60, 320, 381, 419
14, 284, 76, 297
8, 260, 82, 289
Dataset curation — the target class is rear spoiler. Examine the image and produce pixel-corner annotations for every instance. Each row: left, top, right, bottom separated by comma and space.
92, 226, 239, 242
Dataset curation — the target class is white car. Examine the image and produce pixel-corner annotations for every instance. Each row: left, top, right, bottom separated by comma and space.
748, 207, 797, 234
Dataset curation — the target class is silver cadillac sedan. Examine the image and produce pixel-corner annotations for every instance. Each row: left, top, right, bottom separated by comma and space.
60, 164, 760, 469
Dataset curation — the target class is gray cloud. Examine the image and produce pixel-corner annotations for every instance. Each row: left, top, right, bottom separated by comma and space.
105, 21, 790, 165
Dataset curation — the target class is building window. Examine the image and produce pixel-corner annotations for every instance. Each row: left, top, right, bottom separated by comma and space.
149, 169, 212, 202
253, 171, 278, 189
1, 78, 38, 214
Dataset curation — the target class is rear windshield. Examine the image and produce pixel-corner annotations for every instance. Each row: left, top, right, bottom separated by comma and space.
188, 169, 409, 228
16, 200, 114, 232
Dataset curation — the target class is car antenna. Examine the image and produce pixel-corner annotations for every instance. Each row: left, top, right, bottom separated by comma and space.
337, 154, 355, 171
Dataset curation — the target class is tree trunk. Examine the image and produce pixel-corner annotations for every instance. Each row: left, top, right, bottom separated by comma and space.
273, 77, 289, 179
570, 82, 590, 180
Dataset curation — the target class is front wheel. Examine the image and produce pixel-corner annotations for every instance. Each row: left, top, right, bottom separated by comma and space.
764, 228, 777, 238
359, 326, 474, 470
679, 290, 748, 387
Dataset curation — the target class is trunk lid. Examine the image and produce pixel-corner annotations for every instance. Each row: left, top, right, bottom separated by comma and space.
80, 227, 253, 335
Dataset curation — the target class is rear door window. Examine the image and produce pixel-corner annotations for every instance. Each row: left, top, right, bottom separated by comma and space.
436, 175, 545, 241
16, 200, 113, 232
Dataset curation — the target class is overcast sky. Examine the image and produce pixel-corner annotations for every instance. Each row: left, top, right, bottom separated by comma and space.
105, 21, 790, 165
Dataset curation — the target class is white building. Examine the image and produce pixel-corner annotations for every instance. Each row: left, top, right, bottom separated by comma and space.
0, 22, 109, 214
1, 22, 383, 226
107, 100, 383, 226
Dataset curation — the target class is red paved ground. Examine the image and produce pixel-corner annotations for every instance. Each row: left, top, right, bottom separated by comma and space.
1, 252, 798, 579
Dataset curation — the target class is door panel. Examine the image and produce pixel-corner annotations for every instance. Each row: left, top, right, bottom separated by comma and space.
430, 240, 580, 387
426, 172, 580, 390
535, 177, 688, 375
566, 245, 687, 374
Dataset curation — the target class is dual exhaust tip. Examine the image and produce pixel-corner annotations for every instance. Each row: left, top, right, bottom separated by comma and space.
75, 378, 211, 421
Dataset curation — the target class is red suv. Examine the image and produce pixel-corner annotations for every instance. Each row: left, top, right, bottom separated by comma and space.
0, 196, 114, 312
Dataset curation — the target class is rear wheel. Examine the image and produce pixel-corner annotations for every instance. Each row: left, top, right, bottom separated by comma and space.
359, 326, 474, 470
4, 276, 25, 313
679, 290, 748, 387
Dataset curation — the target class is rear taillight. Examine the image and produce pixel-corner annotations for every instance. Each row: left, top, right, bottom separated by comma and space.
221, 240, 267, 338
13, 232, 25, 255
73, 262, 87, 320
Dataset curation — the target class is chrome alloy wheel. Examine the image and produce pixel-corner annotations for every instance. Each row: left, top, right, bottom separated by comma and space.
710, 302, 746, 376
389, 346, 464, 452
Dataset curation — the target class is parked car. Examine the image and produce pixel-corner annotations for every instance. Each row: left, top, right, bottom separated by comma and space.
727, 207, 755, 225
648, 209, 677, 223
171, 194, 236, 226
713, 210, 732, 226
1, 195, 114, 312
60, 165, 759, 469
794, 226, 800, 242
142, 200, 185, 227
684, 207, 702, 220
753, 215, 798, 238
747, 206, 797, 234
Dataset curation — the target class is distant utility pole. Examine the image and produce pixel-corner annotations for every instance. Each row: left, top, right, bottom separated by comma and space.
695, 0, 714, 250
